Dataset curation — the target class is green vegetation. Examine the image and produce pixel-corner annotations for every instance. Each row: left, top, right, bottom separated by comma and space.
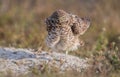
0, 0, 120, 77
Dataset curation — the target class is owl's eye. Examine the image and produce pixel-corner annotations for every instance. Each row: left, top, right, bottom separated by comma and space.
81, 17, 90, 22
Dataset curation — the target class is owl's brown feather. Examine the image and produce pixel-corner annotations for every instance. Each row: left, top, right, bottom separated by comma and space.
45, 10, 91, 52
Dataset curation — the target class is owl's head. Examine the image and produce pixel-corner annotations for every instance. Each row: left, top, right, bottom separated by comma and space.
71, 16, 91, 36
79, 17, 91, 35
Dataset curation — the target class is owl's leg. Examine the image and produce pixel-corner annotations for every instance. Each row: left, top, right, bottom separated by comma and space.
65, 50, 68, 61
65, 50, 69, 55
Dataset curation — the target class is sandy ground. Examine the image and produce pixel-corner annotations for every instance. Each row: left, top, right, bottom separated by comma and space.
0, 47, 90, 75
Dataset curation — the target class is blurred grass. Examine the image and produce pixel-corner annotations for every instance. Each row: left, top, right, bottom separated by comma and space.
0, 0, 119, 49
0, 0, 120, 77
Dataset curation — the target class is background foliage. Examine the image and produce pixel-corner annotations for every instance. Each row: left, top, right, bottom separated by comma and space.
0, 0, 120, 77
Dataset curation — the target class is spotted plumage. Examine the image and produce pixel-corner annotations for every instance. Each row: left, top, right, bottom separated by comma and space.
45, 10, 90, 53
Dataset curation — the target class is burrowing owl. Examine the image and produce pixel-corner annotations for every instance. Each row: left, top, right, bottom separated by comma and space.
45, 10, 90, 54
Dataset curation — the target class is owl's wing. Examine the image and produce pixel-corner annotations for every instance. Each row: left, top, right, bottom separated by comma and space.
46, 32, 60, 48
45, 18, 60, 48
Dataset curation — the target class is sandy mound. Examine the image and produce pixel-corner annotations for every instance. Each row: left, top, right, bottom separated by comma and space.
0, 47, 90, 75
